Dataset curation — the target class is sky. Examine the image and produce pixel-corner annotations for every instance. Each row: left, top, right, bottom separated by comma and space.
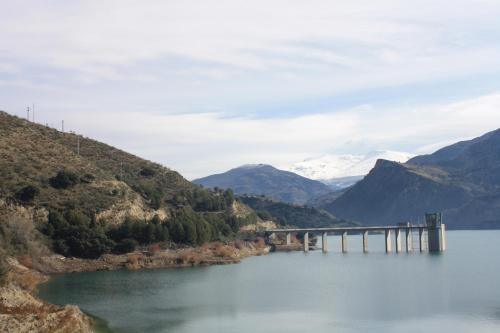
1, 0, 500, 179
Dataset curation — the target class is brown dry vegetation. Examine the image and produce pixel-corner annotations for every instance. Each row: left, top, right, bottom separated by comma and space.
0, 111, 198, 217
0, 200, 51, 277
255, 237, 266, 248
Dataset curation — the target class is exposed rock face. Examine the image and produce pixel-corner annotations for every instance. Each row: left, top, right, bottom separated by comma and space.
0, 286, 93, 333
95, 194, 169, 225
240, 220, 277, 231
0, 258, 94, 333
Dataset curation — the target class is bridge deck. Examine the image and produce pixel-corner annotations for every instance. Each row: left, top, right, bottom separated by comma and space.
267, 225, 428, 233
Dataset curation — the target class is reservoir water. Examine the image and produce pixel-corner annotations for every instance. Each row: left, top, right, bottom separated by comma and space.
39, 230, 500, 333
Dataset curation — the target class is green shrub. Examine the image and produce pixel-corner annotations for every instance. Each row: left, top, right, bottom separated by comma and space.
113, 238, 138, 254
50, 170, 80, 189
15, 185, 39, 202
139, 167, 156, 177
45, 210, 113, 259
257, 210, 272, 220
107, 216, 170, 246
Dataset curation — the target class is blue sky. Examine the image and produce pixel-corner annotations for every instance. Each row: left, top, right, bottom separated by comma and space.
2, 0, 500, 179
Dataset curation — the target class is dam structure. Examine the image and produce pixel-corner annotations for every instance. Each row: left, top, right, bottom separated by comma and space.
267, 213, 446, 253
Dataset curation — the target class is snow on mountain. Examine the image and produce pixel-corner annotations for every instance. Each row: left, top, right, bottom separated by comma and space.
287, 150, 415, 182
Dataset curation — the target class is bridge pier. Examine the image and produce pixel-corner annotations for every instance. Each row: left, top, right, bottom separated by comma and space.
362, 230, 368, 253
428, 224, 446, 252
395, 229, 402, 253
322, 232, 328, 253
405, 228, 412, 252
419, 228, 424, 252
341, 231, 347, 253
303, 232, 309, 252
285, 232, 291, 246
385, 229, 392, 253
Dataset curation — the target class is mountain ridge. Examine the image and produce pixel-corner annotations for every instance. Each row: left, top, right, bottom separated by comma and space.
319, 129, 500, 229
193, 164, 332, 205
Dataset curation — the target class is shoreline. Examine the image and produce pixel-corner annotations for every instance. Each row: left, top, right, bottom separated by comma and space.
37, 239, 270, 274
1, 240, 270, 333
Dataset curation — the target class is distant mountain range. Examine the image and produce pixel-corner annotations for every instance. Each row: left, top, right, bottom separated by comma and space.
287, 150, 414, 189
320, 129, 500, 229
193, 164, 332, 205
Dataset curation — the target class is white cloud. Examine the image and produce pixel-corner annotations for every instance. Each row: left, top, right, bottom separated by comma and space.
2, 1, 500, 178
49, 92, 500, 179
2, 0, 500, 83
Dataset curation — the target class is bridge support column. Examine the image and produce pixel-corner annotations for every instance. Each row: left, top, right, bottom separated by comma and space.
395, 229, 402, 253
428, 224, 446, 252
322, 232, 328, 253
341, 231, 347, 253
405, 228, 413, 252
385, 229, 392, 253
419, 228, 424, 252
285, 232, 291, 246
441, 224, 446, 251
303, 232, 309, 252
362, 230, 368, 253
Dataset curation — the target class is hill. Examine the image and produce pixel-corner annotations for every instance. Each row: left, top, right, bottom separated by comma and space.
193, 164, 332, 205
239, 195, 354, 228
0, 111, 257, 259
320, 129, 500, 229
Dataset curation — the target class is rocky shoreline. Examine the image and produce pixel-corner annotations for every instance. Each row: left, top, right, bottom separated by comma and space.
0, 257, 93, 333
0, 240, 270, 333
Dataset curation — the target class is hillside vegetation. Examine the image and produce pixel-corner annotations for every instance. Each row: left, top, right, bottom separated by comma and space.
0, 111, 256, 259
239, 195, 354, 228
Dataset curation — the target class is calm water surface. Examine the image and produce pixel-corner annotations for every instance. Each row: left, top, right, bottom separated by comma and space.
39, 231, 500, 333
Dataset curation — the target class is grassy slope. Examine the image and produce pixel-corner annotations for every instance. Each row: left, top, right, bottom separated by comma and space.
0, 111, 195, 216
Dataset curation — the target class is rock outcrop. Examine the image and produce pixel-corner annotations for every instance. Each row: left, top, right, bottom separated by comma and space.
0, 258, 94, 333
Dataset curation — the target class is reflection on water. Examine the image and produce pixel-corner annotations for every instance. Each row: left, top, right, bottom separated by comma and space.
39, 231, 500, 333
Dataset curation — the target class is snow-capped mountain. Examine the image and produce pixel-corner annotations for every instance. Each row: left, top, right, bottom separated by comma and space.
287, 150, 414, 189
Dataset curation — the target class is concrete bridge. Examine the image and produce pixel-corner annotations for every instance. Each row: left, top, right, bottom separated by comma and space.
266, 217, 446, 253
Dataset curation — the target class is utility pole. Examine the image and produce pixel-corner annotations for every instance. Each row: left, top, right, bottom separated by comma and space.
26, 106, 30, 120
61, 120, 64, 132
